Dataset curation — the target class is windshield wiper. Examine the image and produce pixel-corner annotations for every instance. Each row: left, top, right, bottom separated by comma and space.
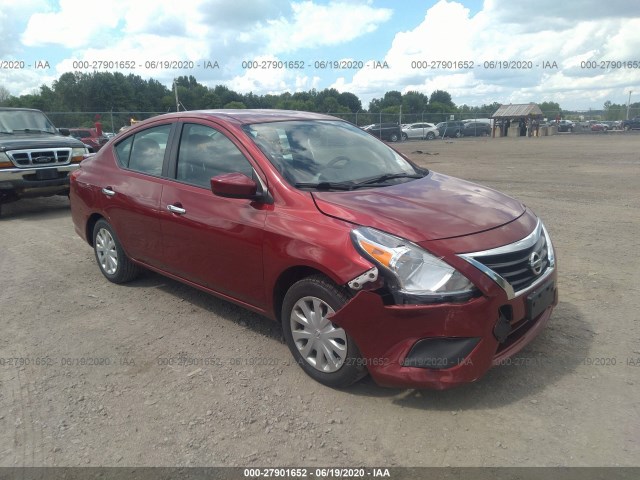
0, 131, 14, 135
12, 128, 56, 134
295, 181, 355, 191
355, 172, 425, 186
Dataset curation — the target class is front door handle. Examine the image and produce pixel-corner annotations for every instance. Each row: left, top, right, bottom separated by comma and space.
167, 204, 186, 215
101, 187, 116, 197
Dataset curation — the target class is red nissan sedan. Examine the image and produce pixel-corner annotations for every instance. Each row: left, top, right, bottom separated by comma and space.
70, 110, 557, 389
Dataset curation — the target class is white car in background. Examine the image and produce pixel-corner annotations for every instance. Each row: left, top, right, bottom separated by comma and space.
401, 122, 439, 140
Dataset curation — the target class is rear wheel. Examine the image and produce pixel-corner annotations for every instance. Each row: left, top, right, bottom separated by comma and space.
281, 275, 367, 388
389, 132, 400, 142
92, 219, 139, 283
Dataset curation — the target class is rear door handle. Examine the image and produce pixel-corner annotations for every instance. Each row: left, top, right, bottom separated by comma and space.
167, 204, 186, 215
101, 187, 116, 197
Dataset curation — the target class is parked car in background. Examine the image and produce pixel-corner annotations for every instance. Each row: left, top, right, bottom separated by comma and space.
69, 128, 109, 152
461, 122, 491, 137
556, 120, 575, 132
70, 109, 557, 390
0, 107, 88, 215
401, 122, 439, 140
362, 123, 402, 142
590, 122, 608, 132
621, 117, 640, 131
435, 121, 465, 138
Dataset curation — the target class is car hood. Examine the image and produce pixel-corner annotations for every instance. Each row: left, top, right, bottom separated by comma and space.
312, 172, 526, 242
0, 134, 85, 151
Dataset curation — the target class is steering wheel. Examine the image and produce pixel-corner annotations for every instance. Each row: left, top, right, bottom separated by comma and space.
325, 155, 351, 169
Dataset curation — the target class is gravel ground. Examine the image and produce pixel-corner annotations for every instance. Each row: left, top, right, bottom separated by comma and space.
0, 132, 638, 468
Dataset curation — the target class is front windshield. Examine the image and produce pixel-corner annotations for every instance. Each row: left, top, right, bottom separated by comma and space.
0, 110, 57, 133
243, 120, 424, 189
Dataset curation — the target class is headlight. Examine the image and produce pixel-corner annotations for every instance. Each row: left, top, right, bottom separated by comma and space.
0, 152, 13, 169
351, 227, 476, 303
71, 147, 88, 163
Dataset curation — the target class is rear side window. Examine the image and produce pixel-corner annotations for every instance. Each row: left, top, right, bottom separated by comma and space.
114, 124, 172, 176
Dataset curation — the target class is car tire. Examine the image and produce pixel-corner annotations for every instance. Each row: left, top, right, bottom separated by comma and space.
281, 275, 367, 388
426, 132, 435, 140
401, 133, 408, 141
92, 219, 139, 284
624, 125, 631, 131
455, 130, 462, 138
389, 133, 399, 142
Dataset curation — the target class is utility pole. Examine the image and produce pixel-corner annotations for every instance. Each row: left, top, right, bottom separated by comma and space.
627, 90, 633, 120
174, 80, 180, 112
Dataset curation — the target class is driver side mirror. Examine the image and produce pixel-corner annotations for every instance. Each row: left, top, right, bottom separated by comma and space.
211, 172, 261, 200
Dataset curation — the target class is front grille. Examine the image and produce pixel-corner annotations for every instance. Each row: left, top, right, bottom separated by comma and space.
473, 233, 548, 292
459, 221, 554, 299
7, 148, 72, 167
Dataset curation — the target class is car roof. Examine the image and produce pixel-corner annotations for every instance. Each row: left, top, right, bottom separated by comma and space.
139, 109, 339, 126
0, 107, 43, 113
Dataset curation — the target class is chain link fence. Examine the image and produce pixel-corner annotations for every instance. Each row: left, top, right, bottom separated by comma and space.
44, 107, 640, 133
45, 111, 166, 134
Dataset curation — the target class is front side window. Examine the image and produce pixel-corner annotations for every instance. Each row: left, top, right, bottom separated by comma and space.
115, 124, 171, 176
176, 123, 254, 188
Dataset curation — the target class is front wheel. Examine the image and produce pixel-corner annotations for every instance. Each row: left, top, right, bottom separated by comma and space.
425, 132, 436, 140
281, 275, 367, 388
401, 133, 408, 141
92, 219, 139, 283
455, 130, 462, 138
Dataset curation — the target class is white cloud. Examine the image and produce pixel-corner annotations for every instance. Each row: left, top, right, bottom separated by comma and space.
226, 55, 320, 95
22, 0, 123, 48
262, 1, 392, 53
333, 0, 640, 109
4, 0, 640, 109
0, 0, 50, 57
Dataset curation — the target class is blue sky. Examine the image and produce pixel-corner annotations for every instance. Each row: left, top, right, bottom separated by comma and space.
1, 0, 639, 110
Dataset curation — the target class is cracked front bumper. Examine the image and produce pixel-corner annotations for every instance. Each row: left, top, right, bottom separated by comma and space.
329, 268, 557, 389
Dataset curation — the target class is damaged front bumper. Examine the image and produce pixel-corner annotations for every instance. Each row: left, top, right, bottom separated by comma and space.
329, 268, 557, 389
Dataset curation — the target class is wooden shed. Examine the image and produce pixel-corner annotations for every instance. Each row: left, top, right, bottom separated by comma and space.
492, 103, 544, 137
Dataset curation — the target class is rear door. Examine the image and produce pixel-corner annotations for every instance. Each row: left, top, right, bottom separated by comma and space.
102, 122, 175, 266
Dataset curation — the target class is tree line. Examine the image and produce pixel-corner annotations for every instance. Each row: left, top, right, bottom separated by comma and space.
1, 71, 636, 130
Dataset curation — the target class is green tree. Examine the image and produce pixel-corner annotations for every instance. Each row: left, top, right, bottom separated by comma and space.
338, 92, 362, 112
538, 101, 561, 119
223, 101, 246, 109
429, 90, 455, 109
0, 86, 11, 106
402, 91, 428, 114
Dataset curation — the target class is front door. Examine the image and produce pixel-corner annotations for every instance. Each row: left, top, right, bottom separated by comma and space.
159, 122, 268, 308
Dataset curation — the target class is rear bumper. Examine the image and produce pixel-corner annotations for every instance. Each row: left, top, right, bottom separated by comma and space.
0, 165, 78, 198
330, 268, 557, 390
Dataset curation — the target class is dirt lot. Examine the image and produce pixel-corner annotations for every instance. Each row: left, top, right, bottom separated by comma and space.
0, 133, 639, 468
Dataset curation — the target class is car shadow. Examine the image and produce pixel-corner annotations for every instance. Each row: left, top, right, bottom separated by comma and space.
129, 270, 283, 342
346, 301, 592, 407
122, 271, 589, 407
0, 196, 70, 221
